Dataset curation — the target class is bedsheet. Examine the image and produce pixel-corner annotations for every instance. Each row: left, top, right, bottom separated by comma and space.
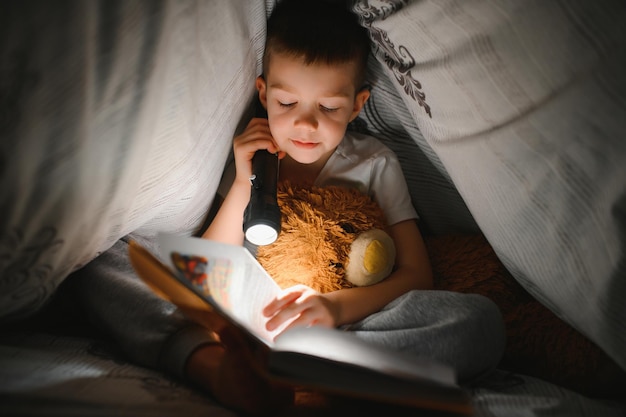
1, 330, 624, 417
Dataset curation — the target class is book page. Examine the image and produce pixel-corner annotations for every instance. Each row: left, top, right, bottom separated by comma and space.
157, 234, 283, 345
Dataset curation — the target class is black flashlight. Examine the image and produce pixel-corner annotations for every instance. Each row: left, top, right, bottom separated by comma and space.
243, 149, 281, 245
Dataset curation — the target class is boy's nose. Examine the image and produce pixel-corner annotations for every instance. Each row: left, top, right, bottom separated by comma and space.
294, 108, 318, 131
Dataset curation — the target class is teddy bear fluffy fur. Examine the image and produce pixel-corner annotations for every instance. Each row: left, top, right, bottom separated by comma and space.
256, 182, 393, 293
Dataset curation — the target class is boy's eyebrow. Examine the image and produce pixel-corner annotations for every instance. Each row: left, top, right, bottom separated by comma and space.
270, 83, 352, 99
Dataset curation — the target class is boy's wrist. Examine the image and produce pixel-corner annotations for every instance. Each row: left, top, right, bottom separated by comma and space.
232, 175, 253, 190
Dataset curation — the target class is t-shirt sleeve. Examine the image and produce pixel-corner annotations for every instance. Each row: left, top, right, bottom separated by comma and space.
369, 151, 419, 226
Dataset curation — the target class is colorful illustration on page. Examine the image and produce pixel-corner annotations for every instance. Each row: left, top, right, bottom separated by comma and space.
171, 252, 232, 307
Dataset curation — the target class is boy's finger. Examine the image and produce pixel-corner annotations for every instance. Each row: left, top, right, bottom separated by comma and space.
262, 290, 302, 316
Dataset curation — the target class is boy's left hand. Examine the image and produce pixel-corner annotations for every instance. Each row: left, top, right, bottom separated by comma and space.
263, 285, 338, 335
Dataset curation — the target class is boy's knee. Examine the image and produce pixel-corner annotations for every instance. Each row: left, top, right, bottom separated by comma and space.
465, 293, 504, 324
460, 293, 507, 376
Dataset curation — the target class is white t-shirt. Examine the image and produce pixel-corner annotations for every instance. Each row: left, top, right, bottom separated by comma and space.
218, 131, 418, 227
315, 131, 418, 226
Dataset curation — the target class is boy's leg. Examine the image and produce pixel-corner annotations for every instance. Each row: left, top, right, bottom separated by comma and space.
345, 290, 506, 383
186, 326, 294, 415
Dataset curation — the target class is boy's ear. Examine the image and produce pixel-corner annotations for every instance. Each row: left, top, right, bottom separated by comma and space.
256, 76, 268, 109
349, 88, 370, 122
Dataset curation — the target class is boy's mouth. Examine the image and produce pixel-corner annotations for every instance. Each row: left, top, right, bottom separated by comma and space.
291, 139, 318, 149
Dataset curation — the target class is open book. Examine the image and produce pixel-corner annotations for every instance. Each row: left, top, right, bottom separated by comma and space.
128, 234, 472, 414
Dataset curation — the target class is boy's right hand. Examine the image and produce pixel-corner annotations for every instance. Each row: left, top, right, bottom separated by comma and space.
202, 117, 284, 245
232, 118, 283, 185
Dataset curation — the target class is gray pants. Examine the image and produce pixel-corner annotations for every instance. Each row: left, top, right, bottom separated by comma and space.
346, 290, 506, 383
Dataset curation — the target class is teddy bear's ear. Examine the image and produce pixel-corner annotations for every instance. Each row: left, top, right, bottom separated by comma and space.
345, 229, 396, 287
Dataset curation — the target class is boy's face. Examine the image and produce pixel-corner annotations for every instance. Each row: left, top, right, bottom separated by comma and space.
257, 53, 369, 165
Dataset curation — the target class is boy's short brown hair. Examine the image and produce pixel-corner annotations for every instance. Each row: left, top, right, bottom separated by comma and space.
263, 0, 371, 89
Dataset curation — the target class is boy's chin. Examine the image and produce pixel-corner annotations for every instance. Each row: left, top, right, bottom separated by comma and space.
295, 156, 321, 165
287, 150, 324, 165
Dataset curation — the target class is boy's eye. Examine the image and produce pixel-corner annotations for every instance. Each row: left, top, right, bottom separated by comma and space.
320, 105, 338, 113
339, 222, 356, 233
279, 101, 295, 108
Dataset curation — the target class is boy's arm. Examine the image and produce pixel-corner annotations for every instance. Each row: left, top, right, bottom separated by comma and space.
202, 118, 279, 245
325, 218, 433, 326
202, 179, 250, 245
264, 219, 432, 330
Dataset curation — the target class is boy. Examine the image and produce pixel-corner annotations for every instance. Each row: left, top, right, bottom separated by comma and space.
194, 0, 505, 414
204, 0, 432, 334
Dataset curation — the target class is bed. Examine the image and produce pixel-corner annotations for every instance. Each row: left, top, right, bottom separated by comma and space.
1, 1, 625, 416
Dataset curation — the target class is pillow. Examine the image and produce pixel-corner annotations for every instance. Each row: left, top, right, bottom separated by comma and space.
0, 0, 267, 321
352, 0, 626, 371
351, 56, 480, 236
